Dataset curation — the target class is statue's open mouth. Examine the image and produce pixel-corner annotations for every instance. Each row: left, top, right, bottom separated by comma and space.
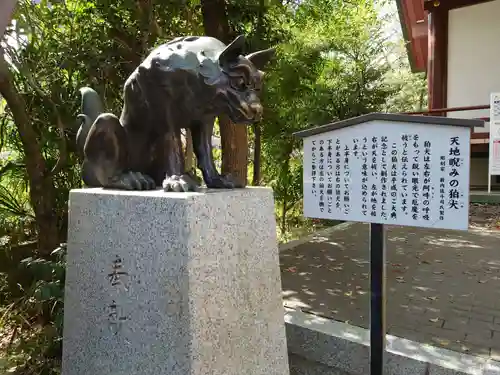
224, 91, 262, 124
226, 107, 259, 125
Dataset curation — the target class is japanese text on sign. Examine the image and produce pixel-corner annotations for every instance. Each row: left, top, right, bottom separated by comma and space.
303, 121, 470, 230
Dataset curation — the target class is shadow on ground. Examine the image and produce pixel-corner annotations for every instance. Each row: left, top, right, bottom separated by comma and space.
280, 222, 500, 359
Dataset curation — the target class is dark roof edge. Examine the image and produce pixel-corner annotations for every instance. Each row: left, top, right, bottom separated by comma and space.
293, 113, 483, 138
395, 0, 419, 73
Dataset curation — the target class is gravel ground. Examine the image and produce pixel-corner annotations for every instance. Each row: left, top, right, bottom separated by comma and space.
469, 203, 500, 229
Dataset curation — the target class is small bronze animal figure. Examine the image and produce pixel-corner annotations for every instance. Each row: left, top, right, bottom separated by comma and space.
75, 35, 274, 192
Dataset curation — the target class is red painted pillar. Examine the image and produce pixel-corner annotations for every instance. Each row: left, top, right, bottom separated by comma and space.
427, 7, 448, 115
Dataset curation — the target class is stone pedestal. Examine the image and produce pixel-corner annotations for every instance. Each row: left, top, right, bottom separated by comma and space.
62, 187, 289, 375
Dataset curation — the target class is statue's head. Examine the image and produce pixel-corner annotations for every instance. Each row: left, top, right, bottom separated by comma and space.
212, 35, 275, 124
132, 35, 274, 125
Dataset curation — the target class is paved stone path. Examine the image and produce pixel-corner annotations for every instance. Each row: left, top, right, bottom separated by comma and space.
280, 222, 500, 359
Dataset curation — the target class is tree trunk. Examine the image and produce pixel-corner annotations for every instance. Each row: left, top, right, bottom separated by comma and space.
200, 0, 230, 43
220, 115, 248, 186
252, 123, 261, 185
201, 0, 248, 187
0, 54, 60, 256
185, 129, 194, 171
281, 198, 287, 234
0, 0, 16, 37
251, 0, 265, 186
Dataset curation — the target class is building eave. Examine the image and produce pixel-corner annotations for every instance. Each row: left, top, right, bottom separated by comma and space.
395, 0, 428, 73
395, 0, 419, 73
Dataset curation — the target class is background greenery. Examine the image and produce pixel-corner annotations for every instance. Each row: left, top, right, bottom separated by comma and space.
0, 0, 426, 373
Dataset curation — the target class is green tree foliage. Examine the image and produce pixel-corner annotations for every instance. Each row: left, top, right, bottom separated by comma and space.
260, 0, 397, 238
384, 46, 428, 113
377, 0, 428, 113
0, 0, 424, 372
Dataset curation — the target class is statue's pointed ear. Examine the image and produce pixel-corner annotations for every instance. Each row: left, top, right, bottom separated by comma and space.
218, 35, 246, 64
246, 47, 275, 70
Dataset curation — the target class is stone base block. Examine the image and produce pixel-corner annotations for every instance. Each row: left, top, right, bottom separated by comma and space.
62, 187, 289, 375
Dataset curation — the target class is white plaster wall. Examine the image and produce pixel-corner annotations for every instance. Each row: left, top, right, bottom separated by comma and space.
470, 157, 499, 187
447, 1, 500, 133
447, 1, 500, 187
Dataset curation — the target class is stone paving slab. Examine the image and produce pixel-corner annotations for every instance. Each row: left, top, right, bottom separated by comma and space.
280, 222, 500, 359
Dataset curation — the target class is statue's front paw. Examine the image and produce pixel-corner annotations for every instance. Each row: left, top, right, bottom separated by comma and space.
162, 174, 200, 192
205, 174, 242, 189
107, 171, 156, 190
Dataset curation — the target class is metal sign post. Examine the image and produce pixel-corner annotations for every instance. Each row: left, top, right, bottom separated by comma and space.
370, 223, 385, 375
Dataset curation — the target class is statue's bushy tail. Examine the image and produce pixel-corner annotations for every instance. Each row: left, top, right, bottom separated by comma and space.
76, 87, 104, 156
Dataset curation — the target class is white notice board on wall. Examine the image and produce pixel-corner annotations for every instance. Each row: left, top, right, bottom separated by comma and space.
490, 94, 500, 177
295, 114, 479, 231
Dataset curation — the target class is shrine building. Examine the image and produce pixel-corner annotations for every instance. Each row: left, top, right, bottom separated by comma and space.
396, 0, 500, 190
